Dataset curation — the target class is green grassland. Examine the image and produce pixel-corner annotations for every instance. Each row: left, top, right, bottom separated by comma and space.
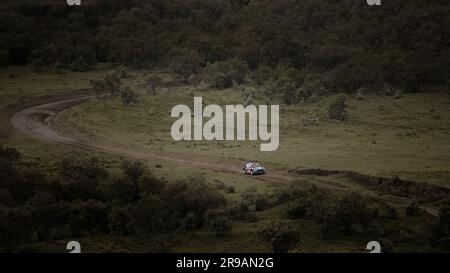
1, 66, 449, 253
54, 71, 450, 187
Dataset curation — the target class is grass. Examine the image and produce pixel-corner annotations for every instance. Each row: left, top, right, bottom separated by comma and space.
55, 77, 450, 187
1, 66, 449, 252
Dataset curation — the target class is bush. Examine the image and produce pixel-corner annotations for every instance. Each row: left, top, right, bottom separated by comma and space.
169, 49, 203, 78
104, 73, 122, 97
108, 206, 133, 236
70, 56, 90, 72
226, 184, 235, 194
320, 192, 374, 238
131, 193, 166, 233
406, 201, 422, 217
90, 79, 106, 98
160, 176, 226, 229
68, 200, 109, 237
257, 220, 300, 253
57, 156, 109, 184
432, 205, 450, 249
285, 197, 314, 220
251, 65, 273, 85
0, 206, 32, 252
355, 88, 365, 101
383, 206, 400, 220
0, 50, 9, 68
209, 215, 232, 237
202, 59, 249, 89
328, 94, 347, 121
120, 87, 140, 105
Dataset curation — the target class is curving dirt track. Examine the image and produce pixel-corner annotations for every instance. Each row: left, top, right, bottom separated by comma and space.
9, 94, 440, 216
9, 95, 294, 183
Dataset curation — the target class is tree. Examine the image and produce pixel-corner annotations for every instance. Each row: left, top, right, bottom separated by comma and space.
0, 206, 32, 252
121, 160, 146, 200
108, 206, 133, 236
68, 200, 109, 237
168, 49, 203, 78
160, 176, 226, 229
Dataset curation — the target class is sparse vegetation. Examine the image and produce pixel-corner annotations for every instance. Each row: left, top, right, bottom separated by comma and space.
328, 94, 347, 121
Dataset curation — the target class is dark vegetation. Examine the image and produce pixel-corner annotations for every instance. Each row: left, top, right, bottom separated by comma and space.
0, 146, 226, 252
1, 146, 449, 252
1, 0, 449, 104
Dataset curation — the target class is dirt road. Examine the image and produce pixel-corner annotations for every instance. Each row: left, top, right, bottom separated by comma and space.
9, 94, 440, 216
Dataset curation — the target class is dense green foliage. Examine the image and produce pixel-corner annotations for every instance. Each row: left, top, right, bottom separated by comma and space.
1, 0, 449, 94
0, 146, 226, 252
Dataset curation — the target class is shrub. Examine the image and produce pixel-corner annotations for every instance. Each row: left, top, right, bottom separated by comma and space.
257, 220, 300, 253
328, 94, 347, 121
0, 206, 32, 252
226, 184, 235, 193
431, 205, 450, 249
68, 200, 109, 237
120, 87, 140, 105
70, 56, 90, 72
320, 192, 374, 238
285, 197, 314, 220
251, 65, 273, 85
0, 189, 15, 207
207, 210, 232, 236
108, 206, 133, 236
383, 83, 395, 96
301, 73, 330, 98
394, 89, 403, 99
160, 176, 226, 229
131, 193, 166, 233
405, 201, 422, 217
384, 206, 400, 220
0, 50, 9, 68
202, 59, 249, 89
168, 49, 203, 78
210, 215, 232, 236
56, 156, 109, 184
104, 73, 121, 97
228, 202, 259, 223
355, 88, 365, 101
90, 79, 106, 99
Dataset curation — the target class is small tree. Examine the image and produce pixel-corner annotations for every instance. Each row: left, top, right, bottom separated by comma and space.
406, 201, 422, 217
108, 206, 133, 236
120, 87, 140, 105
90, 79, 106, 99
0, 207, 32, 252
328, 94, 347, 121
70, 56, 90, 72
104, 74, 121, 97
168, 49, 203, 78
257, 220, 300, 253
145, 75, 162, 96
